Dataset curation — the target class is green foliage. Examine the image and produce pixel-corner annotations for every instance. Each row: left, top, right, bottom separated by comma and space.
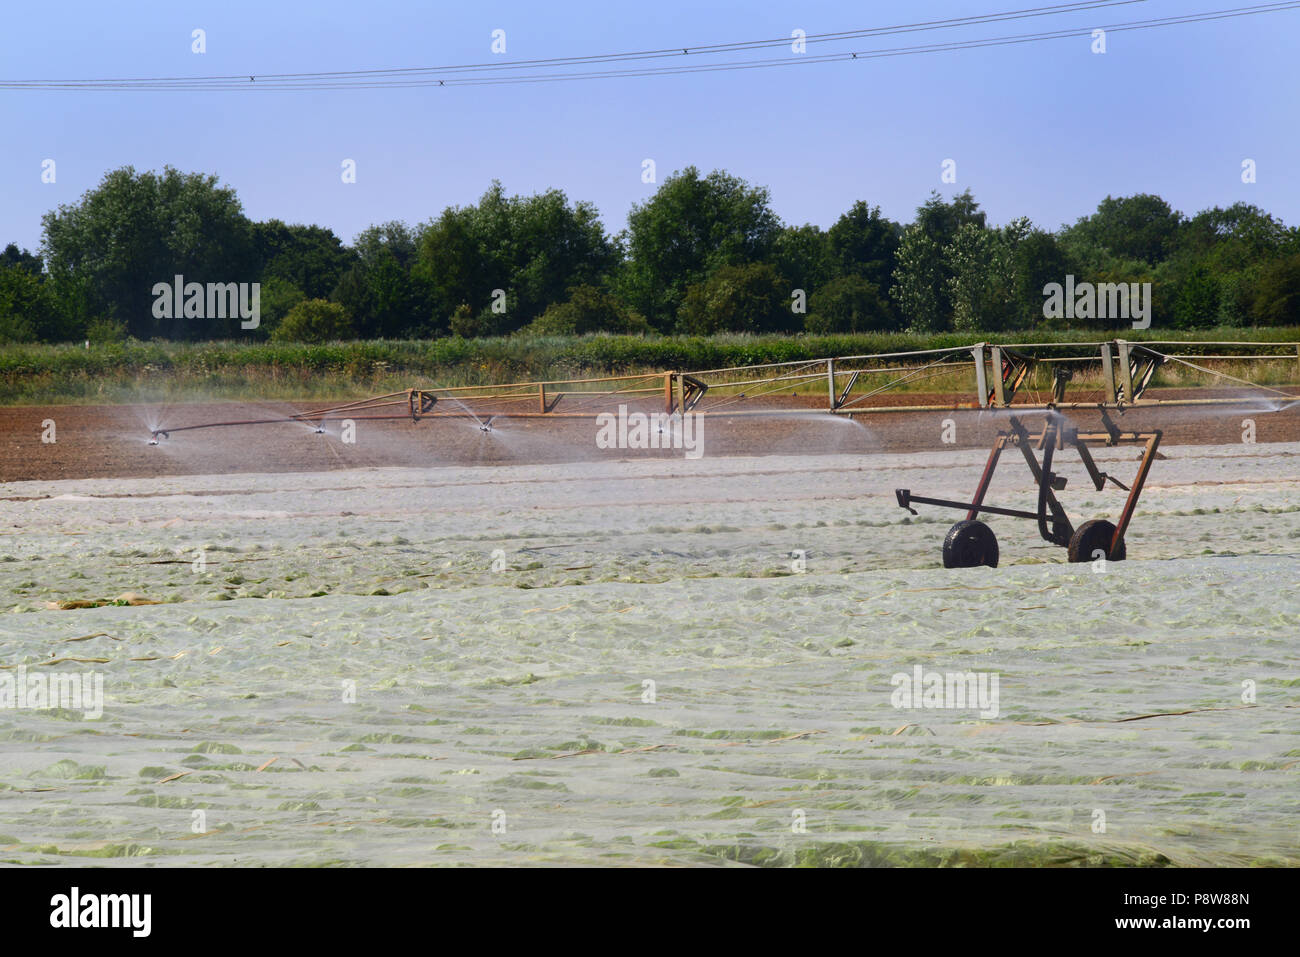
255, 276, 306, 338
677, 263, 791, 334
41, 166, 257, 339
270, 298, 354, 343
1062, 194, 1182, 265
10, 165, 1300, 344
827, 201, 902, 295
620, 167, 781, 327
0, 263, 60, 342
252, 220, 354, 300
0, 243, 43, 276
915, 189, 986, 247
1214, 268, 1257, 327
335, 224, 438, 338
806, 276, 896, 333
947, 218, 1029, 332
524, 285, 648, 335
85, 317, 128, 343
447, 303, 510, 338
891, 224, 946, 332
772, 225, 834, 294
418, 183, 616, 334
1009, 230, 1075, 328
891, 191, 991, 332
1253, 254, 1300, 325
1172, 263, 1220, 329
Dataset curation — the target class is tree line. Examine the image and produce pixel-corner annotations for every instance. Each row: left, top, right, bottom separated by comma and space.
2, 164, 1298, 344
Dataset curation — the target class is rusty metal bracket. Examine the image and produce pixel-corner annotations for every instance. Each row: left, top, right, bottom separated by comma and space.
1116, 342, 1165, 404
679, 374, 709, 413
986, 348, 1035, 407
409, 390, 437, 421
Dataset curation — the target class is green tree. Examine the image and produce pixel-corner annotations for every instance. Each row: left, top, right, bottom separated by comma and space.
1171, 263, 1220, 328
255, 276, 306, 338
446, 302, 498, 338
946, 218, 1028, 332
1214, 268, 1258, 327
252, 220, 354, 300
0, 266, 58, 342
418, 184, 616, 334
0, 243, 43, 276
41, 166, 257, 339
1009, 229, 1073, 328
915, 190, 986, 247
1252, 253, 1300, 325
676, 262, 790, 334
891, 225, 946, 332
772, 225, 834, 297
334, 222, 434, 338
509, 189, 617, 321
806, 276, 896, 333
1169, 204, 1290, 328
620, 167, 780, 328
890, 191, 989, 332
826, 201, 902, 293
0, 245, 69, 342
1062, 194, 1182, 266
270, 298, 354, 342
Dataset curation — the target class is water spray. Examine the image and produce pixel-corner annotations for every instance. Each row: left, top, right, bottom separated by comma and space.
146, 390, 439, 443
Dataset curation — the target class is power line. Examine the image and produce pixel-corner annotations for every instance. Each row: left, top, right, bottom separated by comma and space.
264, 2, 1300, 91
1, 1, 1294, 91
2, 1, 1144, 87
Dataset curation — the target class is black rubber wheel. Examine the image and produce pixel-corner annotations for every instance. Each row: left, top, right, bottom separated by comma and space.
1068, 519, 1127, 563
942, 520, 999, 569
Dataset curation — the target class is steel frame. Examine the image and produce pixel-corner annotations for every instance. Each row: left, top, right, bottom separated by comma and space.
895, 413, 1162, 559
146, 339, 1295, 442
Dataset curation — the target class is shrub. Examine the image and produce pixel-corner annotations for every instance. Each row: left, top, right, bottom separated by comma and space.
85, 318, 129, 343
447, 303, 511, 338
523, 285, 648, 336
270, 299, 354, 342
256, 276, 306, 338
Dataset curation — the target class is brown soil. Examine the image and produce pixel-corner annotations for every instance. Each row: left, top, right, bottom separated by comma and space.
2, 387, 1297, 483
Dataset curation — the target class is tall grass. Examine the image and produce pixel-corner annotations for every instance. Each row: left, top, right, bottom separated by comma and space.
1, 329, 1296, 405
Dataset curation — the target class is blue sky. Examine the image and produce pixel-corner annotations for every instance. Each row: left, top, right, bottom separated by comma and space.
1, 1, 1296, 252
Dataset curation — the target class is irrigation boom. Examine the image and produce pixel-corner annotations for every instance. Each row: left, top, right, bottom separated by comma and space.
147, 338, 1299, 443
144, 338, 1298, 567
